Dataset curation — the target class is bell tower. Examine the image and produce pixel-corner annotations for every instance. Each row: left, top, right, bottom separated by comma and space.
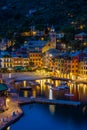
49, 26, 56, 48
42, 26, 56, 53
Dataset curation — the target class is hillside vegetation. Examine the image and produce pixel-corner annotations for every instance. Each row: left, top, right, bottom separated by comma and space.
0, 0, 87, 36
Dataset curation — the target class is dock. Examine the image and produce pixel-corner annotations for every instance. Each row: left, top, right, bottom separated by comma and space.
51, 77, 72, 81
19, 97, 81, 107
35, 98, 81, 106
20, 86, 32, 91
75, 80, 87, 84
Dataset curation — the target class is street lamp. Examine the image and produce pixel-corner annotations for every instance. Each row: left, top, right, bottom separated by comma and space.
0, 59, 2, 70
0, 59, 2, 83
6, 98, 10, 108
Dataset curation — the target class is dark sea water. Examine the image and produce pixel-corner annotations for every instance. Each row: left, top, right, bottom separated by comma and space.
6, 104, 87, 130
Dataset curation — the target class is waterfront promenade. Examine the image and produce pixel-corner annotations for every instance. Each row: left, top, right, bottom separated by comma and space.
2, 72, 50, 81
0, 98, 23, 130
0, 74, 23, 130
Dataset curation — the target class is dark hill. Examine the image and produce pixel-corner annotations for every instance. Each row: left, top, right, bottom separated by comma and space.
0, 0, 87, 36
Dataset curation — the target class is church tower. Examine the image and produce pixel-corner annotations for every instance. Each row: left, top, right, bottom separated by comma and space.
49, 26, 56, 48
42, 26, 56, 53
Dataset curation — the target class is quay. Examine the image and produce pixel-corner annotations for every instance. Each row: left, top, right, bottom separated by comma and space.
51, 77, 72, 81
52, 77, 87, 85
0, 99, 23, 130
15, 76, 50, 82
20, 86, 32, 91
0, 112, 23, 130
75, 80, 87, 84
19, 97, 81, 107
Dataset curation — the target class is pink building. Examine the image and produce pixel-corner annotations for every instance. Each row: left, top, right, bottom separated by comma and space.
75, 32, 87, 41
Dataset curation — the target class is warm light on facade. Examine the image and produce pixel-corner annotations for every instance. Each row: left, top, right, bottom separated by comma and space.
23, 81, 26, 87
84, 42, 87, 46
49, 105, 55, 114
6, 98, 10, 108
79, 25, 84, 30
32, 31, 36, 36
41, 37, 44, 41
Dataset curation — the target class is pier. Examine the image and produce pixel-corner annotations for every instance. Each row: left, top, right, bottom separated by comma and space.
20, 86, 32, 91
19, 97, 81, 107
51, 77, 72, 81
75, 80, 87, 84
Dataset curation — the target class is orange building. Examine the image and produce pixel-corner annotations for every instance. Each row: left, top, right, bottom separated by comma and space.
29, 51, 42, 67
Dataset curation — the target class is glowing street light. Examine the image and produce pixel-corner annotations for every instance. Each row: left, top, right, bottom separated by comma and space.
6, 98, 10, 108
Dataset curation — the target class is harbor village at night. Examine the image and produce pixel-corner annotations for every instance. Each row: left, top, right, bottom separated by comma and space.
0, 0, 87, 130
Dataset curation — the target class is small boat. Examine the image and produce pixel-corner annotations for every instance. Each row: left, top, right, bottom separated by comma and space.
45, 82, 53, 87
51, 87, 60, 91
51, 85, 69, 91
60, 81, 67, 85
65, 93, 74, 97
29, 81, 36, 86
33, 81, 40, 86
29, 81, 40, 86
20, 86, 32, 90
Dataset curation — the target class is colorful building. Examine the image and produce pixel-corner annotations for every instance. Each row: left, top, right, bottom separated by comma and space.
75, 32, 87, 41
1, 56, 13, 68
42, 26, 56, 53
29, 51, 42, 67
78, 53, 87, 80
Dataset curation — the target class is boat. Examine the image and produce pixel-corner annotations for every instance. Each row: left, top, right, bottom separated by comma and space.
29, 81, 40, 86
51, 85, 69, 91
20, 86, 32, 90
33, 81, 40, 86
60, 81, 67, 85
45, 82, 53, 87
29, 81, 37, 86
51, 87, 60, 91
65, 93, 74, 97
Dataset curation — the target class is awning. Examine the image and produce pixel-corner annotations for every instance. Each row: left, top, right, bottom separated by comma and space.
14, 66, 25, 70
0, 83, 8, 92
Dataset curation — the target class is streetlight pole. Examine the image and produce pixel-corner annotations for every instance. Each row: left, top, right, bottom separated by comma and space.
0, 59, 2, 83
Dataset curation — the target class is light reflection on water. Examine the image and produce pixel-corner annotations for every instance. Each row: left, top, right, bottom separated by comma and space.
15, 79, 87, 103
49, 105, 56, 114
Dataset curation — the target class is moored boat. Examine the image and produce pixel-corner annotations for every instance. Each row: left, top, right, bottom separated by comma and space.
51, 86, 69, 91
65, 93, 74, 97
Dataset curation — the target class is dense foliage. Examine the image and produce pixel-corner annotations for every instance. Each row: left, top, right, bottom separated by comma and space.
0, 0, 87, 36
